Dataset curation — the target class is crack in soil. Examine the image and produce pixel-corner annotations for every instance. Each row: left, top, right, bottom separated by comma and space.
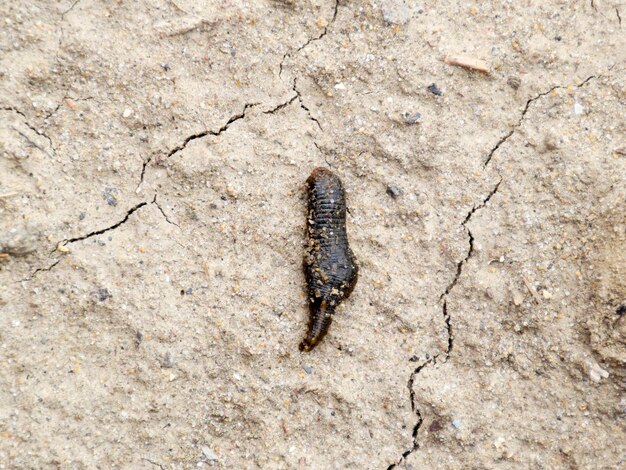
139, 102, 258, 186
439, 180, 500, 303
389, 69, 606, 467
438, 229, 474, 304
388, 178, 502, 469
60, 200, 149, 246
25, 203, 147, 280
44, 103, 63, 121
139, 0, 343, 187
386, 358, 431, 470
462, 180, 502, 225
165, 102, 258, 160
43, 94, 94, 121
20, 259, 61, 282
57, 0, 83, 62
293, 78, 323, 131
313, 142, 332, 167
2, 106, 57, 157
139, 88, 321, 188
484, 75, 595, 167
24, 193, 183, 280
262, 94, 298, 114
278, 0, 339, 78
141, 458, 165, 470
153, 195, 181, 229
61, 0, 82, 19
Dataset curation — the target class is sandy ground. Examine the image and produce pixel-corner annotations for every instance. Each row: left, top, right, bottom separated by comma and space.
1, 0, 625, 468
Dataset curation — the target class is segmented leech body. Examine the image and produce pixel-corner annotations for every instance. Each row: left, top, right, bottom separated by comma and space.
300, 167, 358, 352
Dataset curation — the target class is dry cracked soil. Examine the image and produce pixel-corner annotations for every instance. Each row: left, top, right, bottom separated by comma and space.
1, 0, 625, 469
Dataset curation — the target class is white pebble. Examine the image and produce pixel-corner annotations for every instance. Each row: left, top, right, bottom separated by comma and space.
574, 102, 584, 115
585, 360, 609, 383
202, 446, 218, 461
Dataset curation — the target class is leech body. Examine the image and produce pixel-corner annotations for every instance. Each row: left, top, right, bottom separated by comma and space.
300, 167, 358, 352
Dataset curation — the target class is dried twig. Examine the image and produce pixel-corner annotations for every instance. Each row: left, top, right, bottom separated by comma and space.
522, 275, 542, 304
154, 16, 216, 37
445, 54, 490, 74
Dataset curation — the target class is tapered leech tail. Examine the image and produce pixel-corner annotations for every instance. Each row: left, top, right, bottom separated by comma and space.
300, 167, 358, 352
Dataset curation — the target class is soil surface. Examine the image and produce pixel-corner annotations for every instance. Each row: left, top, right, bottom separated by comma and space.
1, 1, 625, 469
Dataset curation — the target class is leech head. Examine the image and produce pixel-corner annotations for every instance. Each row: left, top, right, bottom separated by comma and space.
309, 167, 334, 180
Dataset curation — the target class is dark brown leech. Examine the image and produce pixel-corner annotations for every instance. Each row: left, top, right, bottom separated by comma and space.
300, 167, 358, 352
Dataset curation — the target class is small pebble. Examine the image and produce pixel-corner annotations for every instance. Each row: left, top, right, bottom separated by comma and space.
201, 446, 218, 461
135, 330, 143, 346
404, 112, 421, 125
97, 288, 111, 302
428, 420, 443, 432
507, 76, 521, 89
427, 83, 442, 96
161, 63, 170, 71
585, 360, 609, 383
512, 291, 524, 306
122, 108, 133, 118
543, 132, 559, 151
303, 365, 313, 374
386, 184, 402, 199
382, 0, 411, 25
161, 352, 176, 368
79, 212, 86, 221
452, 419, 462, 429
574, 102, 584, 115
103, 187, 118, 206
409, 355, 419, 362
